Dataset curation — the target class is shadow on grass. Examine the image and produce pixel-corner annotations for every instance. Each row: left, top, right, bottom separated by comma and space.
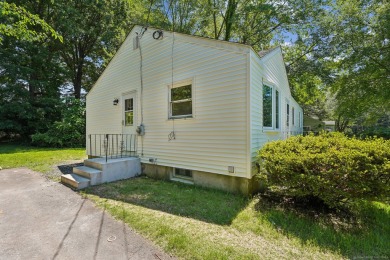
0, 144, 84, 154
81, 176, 389, 258
83, 176, 249, 225
255, 195, 390, 258
57, 163, 84, 175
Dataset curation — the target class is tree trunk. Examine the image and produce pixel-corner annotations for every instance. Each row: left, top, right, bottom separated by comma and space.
224, 0, 237, 41
335, 114, 349, 132
73, 61, 83, 99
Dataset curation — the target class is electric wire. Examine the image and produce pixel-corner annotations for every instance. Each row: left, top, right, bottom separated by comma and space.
168, 15, 176, 141
138, 27, 147, 155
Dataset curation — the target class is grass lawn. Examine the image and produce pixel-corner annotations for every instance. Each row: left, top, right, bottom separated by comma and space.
82, 177, 390, 260
0, 144, 86, 174
1, 144, 388, 259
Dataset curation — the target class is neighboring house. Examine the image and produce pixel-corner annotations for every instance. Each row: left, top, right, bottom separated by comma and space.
303, 116, 335, 133
323, 121, 336, 132
86, 25, 303, 194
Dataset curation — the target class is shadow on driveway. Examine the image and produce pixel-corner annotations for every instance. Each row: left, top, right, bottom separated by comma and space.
0, 168, 173, 260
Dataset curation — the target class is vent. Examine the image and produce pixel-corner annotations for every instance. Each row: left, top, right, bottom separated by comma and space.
228, 166, 235, 173
133, 36, 139, 50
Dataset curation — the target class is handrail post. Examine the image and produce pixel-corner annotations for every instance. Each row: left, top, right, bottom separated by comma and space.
105, 134, 109, 162
89, 134, 91, 158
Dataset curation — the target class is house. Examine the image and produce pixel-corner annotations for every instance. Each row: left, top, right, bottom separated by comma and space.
303, 116, 336, 134
323, 121, 336, 132
84, 25, 303, 195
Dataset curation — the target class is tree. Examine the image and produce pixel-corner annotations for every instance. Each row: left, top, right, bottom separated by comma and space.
279, 0, 389, 131
50, 0, 133, 98
0, 1, 61, 44
0, 1, 65, 139
328, 0, 390, 129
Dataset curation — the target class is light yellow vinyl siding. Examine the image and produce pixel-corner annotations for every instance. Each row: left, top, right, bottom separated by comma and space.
249, 48, 303, 169
87, 26, 249, 178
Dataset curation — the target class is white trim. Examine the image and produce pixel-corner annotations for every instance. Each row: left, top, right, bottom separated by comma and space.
121, 91, 137, 134
246, 52, 252, 178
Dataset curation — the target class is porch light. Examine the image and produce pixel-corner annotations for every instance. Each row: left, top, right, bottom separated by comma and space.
113, 98, 119, 105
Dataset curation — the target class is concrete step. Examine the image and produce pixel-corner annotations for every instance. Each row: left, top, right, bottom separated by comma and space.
73, 166, 102, 185
84, 158, 104, 170
61, 174, 90, 189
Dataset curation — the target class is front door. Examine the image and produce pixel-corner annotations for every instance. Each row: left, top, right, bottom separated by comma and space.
122, 92, 137, 155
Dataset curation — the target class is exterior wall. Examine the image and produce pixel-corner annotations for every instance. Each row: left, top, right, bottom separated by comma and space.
249, 48, 303, 175
142, 163, 260, 195
87, 26, 250, 179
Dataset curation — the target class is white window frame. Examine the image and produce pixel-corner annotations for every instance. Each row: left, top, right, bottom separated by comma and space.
262, 82, 280, 131
168, 79, 193, 119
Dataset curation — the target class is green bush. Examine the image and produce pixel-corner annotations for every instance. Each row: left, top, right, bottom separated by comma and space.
257, 132, 390, 208
31, 98, 85, 147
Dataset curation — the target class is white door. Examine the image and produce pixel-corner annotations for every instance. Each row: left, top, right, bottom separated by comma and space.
122, 92, 137, 155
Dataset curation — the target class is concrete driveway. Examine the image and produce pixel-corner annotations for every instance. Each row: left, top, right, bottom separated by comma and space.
0, 168, 173, 260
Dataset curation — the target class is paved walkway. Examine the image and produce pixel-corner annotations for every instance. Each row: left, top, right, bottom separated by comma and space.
0, 168, 173, 260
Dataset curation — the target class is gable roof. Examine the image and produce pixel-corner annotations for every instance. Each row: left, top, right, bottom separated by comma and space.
132, 25, 278, 60
87, 25, 286, 96
258, 46, 280, 58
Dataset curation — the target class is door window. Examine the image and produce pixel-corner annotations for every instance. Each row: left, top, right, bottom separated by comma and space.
124, 98, 134, 126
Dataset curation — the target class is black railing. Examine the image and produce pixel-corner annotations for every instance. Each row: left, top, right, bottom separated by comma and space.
88, 134, 137, 162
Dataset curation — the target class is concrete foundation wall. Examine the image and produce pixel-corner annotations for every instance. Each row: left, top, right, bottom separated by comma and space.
142, 163, 260, 195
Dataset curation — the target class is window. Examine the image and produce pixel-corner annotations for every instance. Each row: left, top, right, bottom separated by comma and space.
124, 98, 133, 126
286, 103, 290, 127
298, 111, 301, 128
292, 107, 295, 126
174, 168, 192, 179
263, 85, 280, 129
170, 84, 192, 118
263, 85, 272, 127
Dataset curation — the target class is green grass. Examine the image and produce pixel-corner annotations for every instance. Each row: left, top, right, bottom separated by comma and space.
0, 144, 86, 173
2, 144, 388, 259
82, 177, 390, 260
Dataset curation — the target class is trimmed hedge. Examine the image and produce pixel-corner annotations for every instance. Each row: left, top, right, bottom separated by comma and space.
257, 132, 390, 208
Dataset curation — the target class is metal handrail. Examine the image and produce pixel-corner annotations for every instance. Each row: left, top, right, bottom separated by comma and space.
88, 134, 137, 162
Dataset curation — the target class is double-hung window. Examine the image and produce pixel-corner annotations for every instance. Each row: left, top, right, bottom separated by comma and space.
169, 84, 192, 118
263, 84, 280, 129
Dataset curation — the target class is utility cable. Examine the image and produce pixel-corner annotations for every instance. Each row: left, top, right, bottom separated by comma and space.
168, 25, 176, 141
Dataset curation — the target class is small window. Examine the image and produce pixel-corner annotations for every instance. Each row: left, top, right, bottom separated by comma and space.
124, 98, 134, 126
292, 107, 295, 126
286, 103, 290, 127
174, 168, 192, 179
263, 85, 280, 129
170, 84, 192, 118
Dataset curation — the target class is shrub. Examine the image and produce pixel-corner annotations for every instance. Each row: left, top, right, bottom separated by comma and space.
31, 98, 85, 147
257, 132, 390, 208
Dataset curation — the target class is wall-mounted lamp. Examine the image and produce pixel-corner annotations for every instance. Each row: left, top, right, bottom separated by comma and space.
113, 98, 119, 106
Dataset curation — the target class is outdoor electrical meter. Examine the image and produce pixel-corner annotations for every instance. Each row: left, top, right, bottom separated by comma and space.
136, 124, 145, 136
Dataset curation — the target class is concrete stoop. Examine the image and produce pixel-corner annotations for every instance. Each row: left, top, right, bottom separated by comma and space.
61, 157, 141, 189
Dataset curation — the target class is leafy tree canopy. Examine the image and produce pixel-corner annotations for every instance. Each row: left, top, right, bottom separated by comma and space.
0, 1, 61, 43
